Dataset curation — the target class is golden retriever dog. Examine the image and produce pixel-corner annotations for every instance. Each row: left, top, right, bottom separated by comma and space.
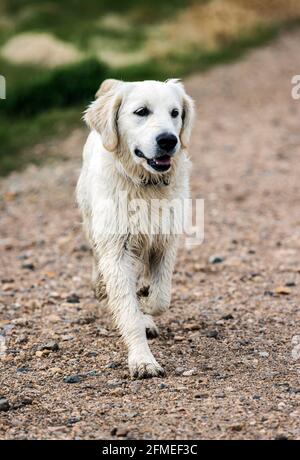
76, 79, 195, 378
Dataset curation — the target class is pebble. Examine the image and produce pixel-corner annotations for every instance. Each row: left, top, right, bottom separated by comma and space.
37, 341, 59, 352
258, 351, 269, 358
182, 369, 196, 377
21, 263, 35, 271
66, 293, 80, 303
49, 367, 63, 374
174, 335, 185, 342
222, 314, 234, 320
107, 379, 123, 389
64, 374, 85, 384
0, 398, 10, 412
35, 350, 46, 358
175, 367, 185, 375
206, 330, 219, 339
17, 366, 31, 373
67, 417, 81, 425
111, 426, 130, 437
183, 323, 201, 331
159, 383, 168, 389
209, 255, 224, 264
285, 282, 296, 287
275, 286, 291, 295
275, 434, 289, 441
106, 362, 120, 369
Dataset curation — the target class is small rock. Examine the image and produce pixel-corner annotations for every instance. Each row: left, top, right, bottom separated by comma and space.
115, 426, 130, 437
0, 398, 10, 412
13, 396, 33, 409
258, 351, 269, 358
37, 341, 59, 352
194, 393, 209, 399
206, 330, 219, 339
21, 263, 35, 271
106, 362, 120, 369
64, 374, 85, 384
230, 424, 243, 432
79, 244, 89, 252
275, 286, 291, 295
49, 367, 62, 374
76, 315, 96, 325
86, 370, 100, 377
253, 395, 261, 400
222, 314, 234, 320
35, 350, 45, 358
107, 379, 123, 389
209, 255, 224, 264
175, 367, 184, 375
285, 282, 296, 287
16, 335, 28, 344
183, 323, 201, 331
275, 434, 289, 441
67, 417, 81, 425
174, 335, 185, 342
278, 402, 286, 410
182, 369, 196, 377
66, 293, 80, 303
17, 366, 31, 373
159, 383, 168, 389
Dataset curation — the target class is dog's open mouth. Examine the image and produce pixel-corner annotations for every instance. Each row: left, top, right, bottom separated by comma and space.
148, 155, 172, 172
135, 149, 172, 172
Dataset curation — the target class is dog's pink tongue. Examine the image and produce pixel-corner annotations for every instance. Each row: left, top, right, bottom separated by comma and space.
155, 155, 171, 165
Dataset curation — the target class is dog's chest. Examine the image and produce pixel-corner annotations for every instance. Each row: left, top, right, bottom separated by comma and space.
125, 186, 183, 239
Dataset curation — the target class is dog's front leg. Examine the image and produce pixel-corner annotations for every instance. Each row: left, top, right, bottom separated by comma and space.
97, 244, 164, 379
142, 238, 178, 316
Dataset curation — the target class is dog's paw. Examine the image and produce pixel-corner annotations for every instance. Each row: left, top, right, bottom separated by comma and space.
131, 362, 165, 380
143, 314, 159, 339
129, 353, 165, 379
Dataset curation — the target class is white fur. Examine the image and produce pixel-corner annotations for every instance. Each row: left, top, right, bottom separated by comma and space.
76, 79, 195, 379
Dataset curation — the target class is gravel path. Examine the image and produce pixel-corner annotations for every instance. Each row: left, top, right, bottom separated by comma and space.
1, 29, 300, 440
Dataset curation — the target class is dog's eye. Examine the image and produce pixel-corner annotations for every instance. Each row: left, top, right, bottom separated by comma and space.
134, 107, 150, 117
171, 108, 179, 118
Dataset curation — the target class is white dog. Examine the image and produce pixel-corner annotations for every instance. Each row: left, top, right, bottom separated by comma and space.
76, 79, 195, 378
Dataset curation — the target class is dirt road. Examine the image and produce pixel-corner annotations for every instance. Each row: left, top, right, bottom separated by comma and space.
1, 29, 300, 440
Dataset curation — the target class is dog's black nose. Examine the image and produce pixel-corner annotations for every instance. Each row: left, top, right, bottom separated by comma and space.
156, 133, 178, 153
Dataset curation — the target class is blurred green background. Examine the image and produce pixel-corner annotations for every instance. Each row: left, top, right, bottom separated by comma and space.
0, 0, 299, 175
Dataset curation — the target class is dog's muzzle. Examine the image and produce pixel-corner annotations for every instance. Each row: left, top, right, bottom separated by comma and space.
135, 133, 178, 173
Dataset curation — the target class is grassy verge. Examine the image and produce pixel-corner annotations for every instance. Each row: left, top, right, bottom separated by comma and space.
0, 17, 299, 176
0, 108, 81, 175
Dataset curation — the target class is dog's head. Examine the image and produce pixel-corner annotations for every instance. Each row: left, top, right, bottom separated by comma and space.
84, 79, 195, 175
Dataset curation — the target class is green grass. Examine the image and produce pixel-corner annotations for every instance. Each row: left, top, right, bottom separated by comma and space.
1, 0, 194, 46
0, 0, 299, 176
0, 107, 82, 175
2, 59, 108, 117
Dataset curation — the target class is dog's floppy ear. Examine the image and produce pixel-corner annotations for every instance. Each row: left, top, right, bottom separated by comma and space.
84, 79, 123, 152
166, 79, 195, 149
